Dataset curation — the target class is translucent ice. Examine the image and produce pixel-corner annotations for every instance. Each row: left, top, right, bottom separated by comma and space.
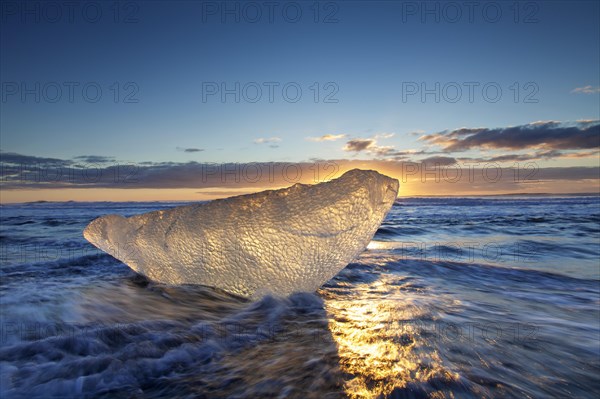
84, 169, 399, 298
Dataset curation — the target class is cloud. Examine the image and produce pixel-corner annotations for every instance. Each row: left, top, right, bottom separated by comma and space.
420, 121, 600, 152
577, 119, 599, 125
419, 156, 458, 166
1, 152, 598, 198
73, 155, 116, 163
306, 134, 347, 142
176, 147, 204, 153
342, 137, 397, 154
1, 152, 71, 166
463, 150, 600, 163
343, 139, 375, 152
571, 86, 600, 94
374, 133, 395, 139
371, 146, 396, 156
560, 150, 600, 158
466, 153, 554, 163
254, 137, 282, 144
342, 137, 431, 160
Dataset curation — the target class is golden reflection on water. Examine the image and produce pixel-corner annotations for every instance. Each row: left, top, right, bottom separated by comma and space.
321, 272, 460, 398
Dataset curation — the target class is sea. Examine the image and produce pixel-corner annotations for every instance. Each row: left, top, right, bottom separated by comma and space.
1, 196, 599, 398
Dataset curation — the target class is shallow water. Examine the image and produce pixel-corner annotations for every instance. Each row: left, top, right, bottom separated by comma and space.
1, 197, 599, 398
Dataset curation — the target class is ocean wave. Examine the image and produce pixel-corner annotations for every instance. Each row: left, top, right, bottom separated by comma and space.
0, 293, 344, 398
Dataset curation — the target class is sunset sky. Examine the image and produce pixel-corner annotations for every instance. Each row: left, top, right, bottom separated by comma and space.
1, 1, 598, 202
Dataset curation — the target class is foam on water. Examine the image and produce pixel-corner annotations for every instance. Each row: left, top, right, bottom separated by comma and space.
83, 169, 399, 298
0, 290, 344, 398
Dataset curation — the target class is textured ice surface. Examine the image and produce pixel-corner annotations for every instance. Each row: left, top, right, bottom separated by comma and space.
84, 169, 399, 298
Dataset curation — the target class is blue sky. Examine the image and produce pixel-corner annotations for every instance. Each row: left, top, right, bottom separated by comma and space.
1, 1, 599, 200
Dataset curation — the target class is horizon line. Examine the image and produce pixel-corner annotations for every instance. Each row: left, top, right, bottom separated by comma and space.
2, 192, 599, 205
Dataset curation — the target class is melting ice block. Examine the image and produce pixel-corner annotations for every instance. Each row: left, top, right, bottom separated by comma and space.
84, 169, 399, 298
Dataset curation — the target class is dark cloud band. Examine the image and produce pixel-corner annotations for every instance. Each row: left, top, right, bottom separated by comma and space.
421, 121, 600, 152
